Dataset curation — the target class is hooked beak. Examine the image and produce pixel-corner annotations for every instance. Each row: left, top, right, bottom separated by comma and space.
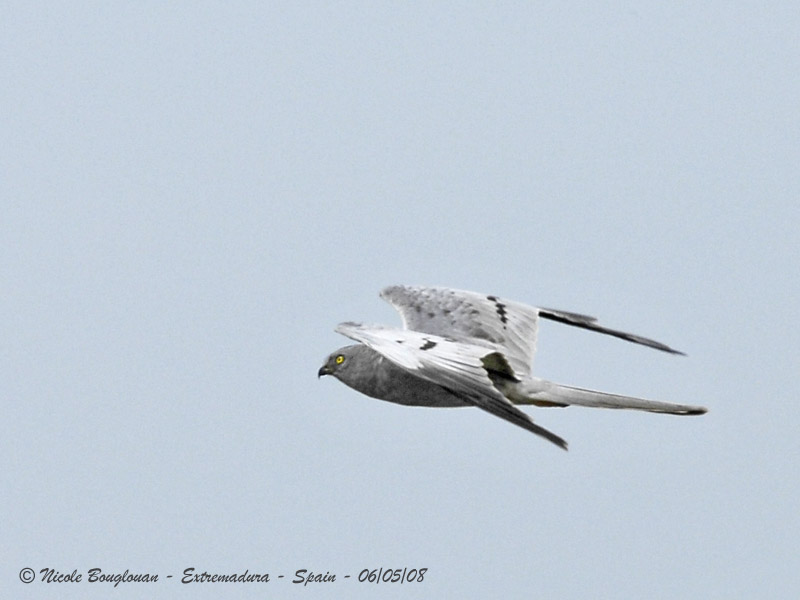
318, 365, 332, 378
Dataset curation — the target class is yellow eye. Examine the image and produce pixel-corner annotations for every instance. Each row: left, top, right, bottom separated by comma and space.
335, 355, 344, 364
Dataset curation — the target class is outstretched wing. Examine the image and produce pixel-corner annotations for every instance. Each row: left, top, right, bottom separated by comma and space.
380, 285, 541, 377
335, 321, 568, 450
380, 286, 686, 375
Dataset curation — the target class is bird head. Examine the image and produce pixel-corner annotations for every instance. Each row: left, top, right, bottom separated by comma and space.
317, 344, 364, 380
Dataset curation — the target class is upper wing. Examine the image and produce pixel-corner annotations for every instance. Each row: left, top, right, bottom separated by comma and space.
335, 321, 568, 450
380, 285, 541, 377
380, 286, 686, 374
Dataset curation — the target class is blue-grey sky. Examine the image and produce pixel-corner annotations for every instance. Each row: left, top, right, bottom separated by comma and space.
3, 2, 798, 598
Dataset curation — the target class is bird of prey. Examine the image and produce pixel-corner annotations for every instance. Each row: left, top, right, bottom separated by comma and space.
318, 285, 706, 450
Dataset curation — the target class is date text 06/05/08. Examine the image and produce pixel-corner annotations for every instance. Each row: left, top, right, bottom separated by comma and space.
357, 568, 427, 584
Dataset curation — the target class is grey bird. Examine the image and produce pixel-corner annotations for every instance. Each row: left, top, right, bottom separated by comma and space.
318, 285, 707, 450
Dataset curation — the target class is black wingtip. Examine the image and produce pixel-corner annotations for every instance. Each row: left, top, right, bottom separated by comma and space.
543, 430, 569, 451
659, 346, 687, 356
539, 309, 686, 357
661, 344, 688, 356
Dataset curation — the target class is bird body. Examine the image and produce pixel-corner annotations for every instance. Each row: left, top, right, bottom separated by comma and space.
319, 285, 707, 450
329, 344, 469, 408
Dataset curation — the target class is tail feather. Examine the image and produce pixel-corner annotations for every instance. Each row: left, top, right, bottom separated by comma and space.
514, 380, 707, 415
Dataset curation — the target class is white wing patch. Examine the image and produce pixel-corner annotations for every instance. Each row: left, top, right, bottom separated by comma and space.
380, 285, 541, 376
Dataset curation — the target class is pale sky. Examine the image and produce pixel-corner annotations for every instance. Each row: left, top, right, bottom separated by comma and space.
3, 2, 799, 598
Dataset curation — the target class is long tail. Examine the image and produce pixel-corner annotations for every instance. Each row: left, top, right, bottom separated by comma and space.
513, 379, 707, 415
